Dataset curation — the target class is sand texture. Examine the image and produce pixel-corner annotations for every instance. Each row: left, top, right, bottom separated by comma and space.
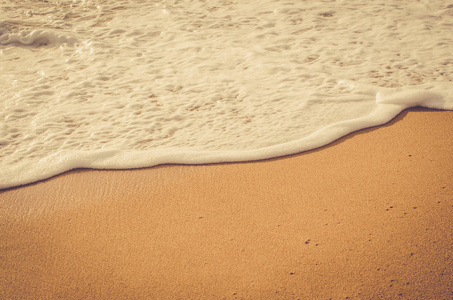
1, 108, 452, 299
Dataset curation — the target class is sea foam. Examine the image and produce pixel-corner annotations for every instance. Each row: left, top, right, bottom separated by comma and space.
1, 0, 452, 189
0, 29, 78, 47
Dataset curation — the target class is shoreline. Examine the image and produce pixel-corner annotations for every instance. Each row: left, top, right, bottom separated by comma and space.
1, 107, 446, 194
1, 107, 452, 299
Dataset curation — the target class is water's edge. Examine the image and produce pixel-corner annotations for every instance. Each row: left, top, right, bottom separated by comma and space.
1, 101, 450, 191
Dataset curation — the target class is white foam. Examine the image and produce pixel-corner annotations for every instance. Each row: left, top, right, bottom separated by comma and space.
1, 0, 452, 189
376, 84, 452, 109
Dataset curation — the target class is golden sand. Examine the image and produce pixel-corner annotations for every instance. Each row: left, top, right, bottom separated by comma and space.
1, 108, 452, 299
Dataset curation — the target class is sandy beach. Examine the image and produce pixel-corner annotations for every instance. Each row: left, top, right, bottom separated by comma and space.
1, 107, 452, 299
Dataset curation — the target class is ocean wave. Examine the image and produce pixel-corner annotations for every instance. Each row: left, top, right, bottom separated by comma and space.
0, 0, 452, 190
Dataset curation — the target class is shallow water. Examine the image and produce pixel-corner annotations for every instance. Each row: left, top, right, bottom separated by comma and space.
1, 0, 452, 189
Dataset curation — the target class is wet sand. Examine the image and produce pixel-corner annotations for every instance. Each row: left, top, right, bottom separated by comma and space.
1, 108, 452, 299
